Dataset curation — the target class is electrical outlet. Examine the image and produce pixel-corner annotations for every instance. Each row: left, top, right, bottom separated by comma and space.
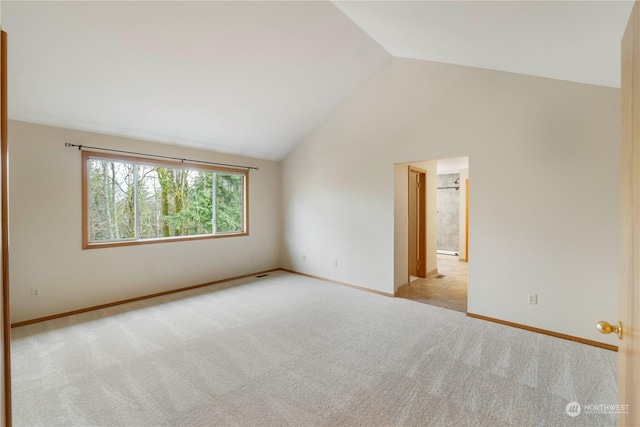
527, 293, 537, 305
31, 287, 41, 298
334, 260, 338, 267
302, 254, 306, 261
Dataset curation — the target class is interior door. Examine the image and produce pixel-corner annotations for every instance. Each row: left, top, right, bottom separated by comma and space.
465, 178, 469, 262
1, 30, 10, 426
408, 169, 418, 277
408, 167, 426, 278
618, 3, 640, 425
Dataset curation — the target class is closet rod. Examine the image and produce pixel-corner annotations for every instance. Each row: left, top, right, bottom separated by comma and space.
437, 186, 460, 190
64, 142, 259, 171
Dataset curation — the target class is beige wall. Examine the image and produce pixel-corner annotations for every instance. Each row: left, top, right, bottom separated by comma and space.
9, 121, 282, 323
7, 56, 622, 347
281, 57, 621, 345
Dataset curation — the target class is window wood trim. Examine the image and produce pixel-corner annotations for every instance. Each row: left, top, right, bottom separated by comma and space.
81, 150, 249, 249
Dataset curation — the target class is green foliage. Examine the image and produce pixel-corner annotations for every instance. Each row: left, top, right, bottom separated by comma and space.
88, 159, 244, 242
157, 169, 213, 237
215, 173, 243, 233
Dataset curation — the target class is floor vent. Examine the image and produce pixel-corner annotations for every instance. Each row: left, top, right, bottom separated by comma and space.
435, 275, 446, 279
256, 274, 269, 278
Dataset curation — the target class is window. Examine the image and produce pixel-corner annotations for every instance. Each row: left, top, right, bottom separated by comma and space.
82, 151, 248, 248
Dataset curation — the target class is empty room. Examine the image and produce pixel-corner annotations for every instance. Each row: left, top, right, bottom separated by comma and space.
0, 1, 638, 426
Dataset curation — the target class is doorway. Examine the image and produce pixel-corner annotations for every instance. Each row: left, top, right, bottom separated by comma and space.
395, 156, 469, 313
408, 167, 426, 278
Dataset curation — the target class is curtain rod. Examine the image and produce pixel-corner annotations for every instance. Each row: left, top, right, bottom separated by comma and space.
64, 143, 259, 171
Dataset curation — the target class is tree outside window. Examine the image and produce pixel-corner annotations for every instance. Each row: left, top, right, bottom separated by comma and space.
84, 152, 247, 248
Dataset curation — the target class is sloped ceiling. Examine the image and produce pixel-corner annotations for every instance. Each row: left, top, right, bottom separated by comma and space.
2, 1, 634, 161
334, 1, 634, 88
3, 1, 390, 160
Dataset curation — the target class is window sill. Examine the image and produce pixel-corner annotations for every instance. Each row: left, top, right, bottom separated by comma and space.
83, 232, 248, 249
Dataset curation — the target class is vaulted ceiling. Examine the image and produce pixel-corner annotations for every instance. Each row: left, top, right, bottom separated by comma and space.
2, 1, 634, 161
335, 1, 634, 88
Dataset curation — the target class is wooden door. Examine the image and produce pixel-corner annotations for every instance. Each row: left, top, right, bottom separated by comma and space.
619, 3, 640, 425
1, 30, 10, 425
465, 179, 469, 262
408, 167, 426, 278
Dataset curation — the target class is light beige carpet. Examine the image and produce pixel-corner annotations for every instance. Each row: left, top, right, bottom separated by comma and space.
11, 271, 617, 426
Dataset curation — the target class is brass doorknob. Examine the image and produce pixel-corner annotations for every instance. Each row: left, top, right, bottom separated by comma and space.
596, 321, 623, 339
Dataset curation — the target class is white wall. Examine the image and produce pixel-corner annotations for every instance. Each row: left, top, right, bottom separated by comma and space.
458, 167, 469, 262
394, 164, 407, 290
9, 121, 282, 323
393, 160, 438, 292
281, 57, 621, 345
